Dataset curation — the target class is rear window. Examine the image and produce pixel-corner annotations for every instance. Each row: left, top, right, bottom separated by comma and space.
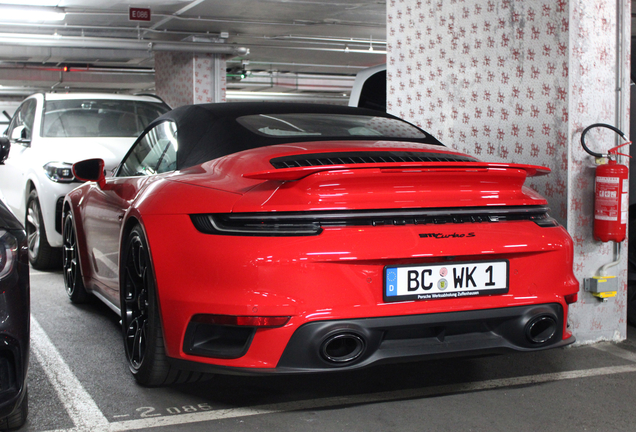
236, 114, 427, 139
41, 99, 170, 138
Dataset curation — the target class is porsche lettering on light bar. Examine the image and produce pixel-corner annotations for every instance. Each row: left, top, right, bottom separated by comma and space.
190, 206, 558, 237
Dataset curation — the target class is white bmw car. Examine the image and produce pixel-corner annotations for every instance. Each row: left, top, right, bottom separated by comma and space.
0, 93, 170, 269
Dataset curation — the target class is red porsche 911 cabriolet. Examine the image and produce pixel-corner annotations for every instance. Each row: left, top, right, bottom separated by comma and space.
62, 102, 578, 386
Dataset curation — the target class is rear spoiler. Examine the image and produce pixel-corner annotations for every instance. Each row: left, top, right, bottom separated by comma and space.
243, 162, 551, 181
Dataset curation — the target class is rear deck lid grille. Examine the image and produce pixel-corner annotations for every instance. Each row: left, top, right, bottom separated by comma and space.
270, 151, 479, 169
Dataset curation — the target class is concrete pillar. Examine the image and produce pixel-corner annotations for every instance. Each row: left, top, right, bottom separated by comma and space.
387, 0, 630, 343
154, 52, 227, 108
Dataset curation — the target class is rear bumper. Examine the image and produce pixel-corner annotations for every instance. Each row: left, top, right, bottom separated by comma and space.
144, 214, 578, 371
170, 303, 573, 375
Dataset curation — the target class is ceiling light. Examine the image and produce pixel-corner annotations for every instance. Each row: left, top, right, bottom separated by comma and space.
0, 5, 66, 22
0, 0, 60, 5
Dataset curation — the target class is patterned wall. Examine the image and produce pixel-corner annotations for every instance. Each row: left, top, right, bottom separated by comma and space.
387, 0, 630, 342
155, 52, 227, 108
388, 0, 569, 221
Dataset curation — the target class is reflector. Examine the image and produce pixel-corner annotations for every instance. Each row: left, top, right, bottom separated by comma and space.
192, 314, 290, 328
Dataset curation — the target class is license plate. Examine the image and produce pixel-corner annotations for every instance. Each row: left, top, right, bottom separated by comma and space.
384, 260, 508, 302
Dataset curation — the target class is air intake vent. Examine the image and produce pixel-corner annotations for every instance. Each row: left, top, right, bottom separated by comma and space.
270, 151, 479, 169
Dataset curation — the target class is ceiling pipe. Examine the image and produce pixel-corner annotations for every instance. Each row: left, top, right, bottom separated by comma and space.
266, 35, 387, 45
147, 41, 246, 55
226, 60, 367, 70
0, 33, 248, 56
253, 44, 386, 55
0, 63, 154, 74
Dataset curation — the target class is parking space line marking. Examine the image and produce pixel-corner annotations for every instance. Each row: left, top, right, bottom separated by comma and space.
592, 342, 636, 363
32, 324, 636, 432
41, 363, 636, 432
31, 317, 110, 430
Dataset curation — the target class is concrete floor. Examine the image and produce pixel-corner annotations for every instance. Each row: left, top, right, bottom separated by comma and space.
23, 268, 636, 431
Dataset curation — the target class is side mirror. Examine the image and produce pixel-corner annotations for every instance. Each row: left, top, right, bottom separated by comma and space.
73, 158, 106, 189
10, 125, 30, 145
10, 126, 23, 140
0, 137, 9, 164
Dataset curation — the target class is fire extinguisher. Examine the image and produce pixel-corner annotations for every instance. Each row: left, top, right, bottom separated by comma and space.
581, 123, 631, 242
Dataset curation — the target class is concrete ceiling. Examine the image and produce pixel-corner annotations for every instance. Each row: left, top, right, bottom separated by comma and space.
0, 0, 388, 102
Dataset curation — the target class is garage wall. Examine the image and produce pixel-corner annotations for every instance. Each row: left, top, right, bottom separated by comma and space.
387, 0, 630, 343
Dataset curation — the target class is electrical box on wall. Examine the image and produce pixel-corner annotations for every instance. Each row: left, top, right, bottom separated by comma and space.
584, 276, 618, 300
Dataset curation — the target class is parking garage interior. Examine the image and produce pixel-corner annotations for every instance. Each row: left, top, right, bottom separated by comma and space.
1, 0, 636, 431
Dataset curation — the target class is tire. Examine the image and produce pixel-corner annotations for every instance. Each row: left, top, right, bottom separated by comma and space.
0, 388, 28, 430
25, 189, 61, 270
63, 211, 89, 303
121, 225, 205, 387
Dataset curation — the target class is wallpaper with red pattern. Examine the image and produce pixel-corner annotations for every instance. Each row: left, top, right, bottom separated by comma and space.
387, 0, 630, 342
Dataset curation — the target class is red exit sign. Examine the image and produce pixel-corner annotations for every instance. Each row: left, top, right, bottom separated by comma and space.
129, 7, 151, 21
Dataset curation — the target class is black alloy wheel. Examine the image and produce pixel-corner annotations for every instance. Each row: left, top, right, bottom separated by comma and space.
122, 225, 173, 386
123, 228, 153, 374
121, 225, 206, 387
25, 189, 61, 269
62, 212, 88, 303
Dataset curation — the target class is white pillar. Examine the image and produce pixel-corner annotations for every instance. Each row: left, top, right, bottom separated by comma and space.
155, 52, 227, 108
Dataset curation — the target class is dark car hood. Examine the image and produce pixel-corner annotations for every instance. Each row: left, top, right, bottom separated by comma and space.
0, 198, 23, 230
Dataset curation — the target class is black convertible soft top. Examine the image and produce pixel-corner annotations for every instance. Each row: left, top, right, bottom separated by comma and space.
149, 102, 445, 170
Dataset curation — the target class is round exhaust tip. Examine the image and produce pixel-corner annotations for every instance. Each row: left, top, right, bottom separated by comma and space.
525, 315, 557, 344
320, 333, 366, 364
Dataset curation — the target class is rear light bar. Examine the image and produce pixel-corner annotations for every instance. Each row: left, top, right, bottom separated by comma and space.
191, 205, 558, 236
